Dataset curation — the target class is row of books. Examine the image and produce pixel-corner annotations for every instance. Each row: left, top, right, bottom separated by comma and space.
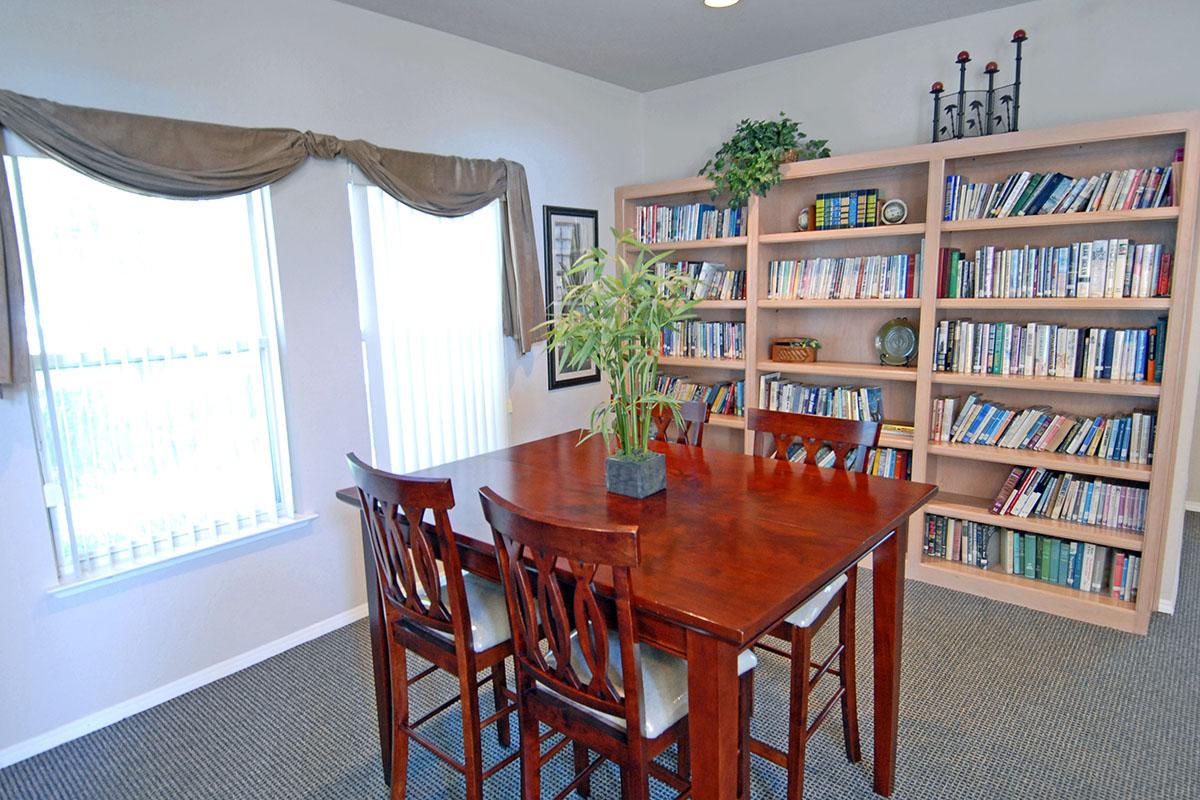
865, 447, 912, 479
655, 375, 745, 417
636, 202, 746, 243
660, 321, 745, 360
937, 240, 1172, 299
758, 373, 884, 421
942, 163, 1175, 221
814, 188, 879, 230
766, 253, 920, 300
923, 515, 1001, 568
931, 393, 1157, 465
656, 261, 747, 300
933, 319, 1167, 383
1003, 531, 1140, 602
922, 514, 1140, 601
991, 466, 1147, 532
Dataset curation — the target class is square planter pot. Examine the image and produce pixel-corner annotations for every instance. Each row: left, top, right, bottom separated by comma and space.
605, 452, 666, 499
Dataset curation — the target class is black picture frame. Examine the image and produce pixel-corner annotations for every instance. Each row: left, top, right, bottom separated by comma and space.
543, 205, 601, 390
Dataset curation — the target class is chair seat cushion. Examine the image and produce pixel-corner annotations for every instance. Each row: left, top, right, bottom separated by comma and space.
421, 571, 512, 653
784, 573, 848, 629
543, 632, 757, 738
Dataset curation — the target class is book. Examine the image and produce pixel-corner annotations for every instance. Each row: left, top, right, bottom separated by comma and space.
767, 253, 920, 300
636, 202, 745, 243
660, 321, 745, 360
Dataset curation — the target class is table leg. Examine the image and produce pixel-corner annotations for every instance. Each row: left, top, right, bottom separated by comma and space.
358, 512, 393, 782
872, 523, 909, 796
686, 630, 741, 799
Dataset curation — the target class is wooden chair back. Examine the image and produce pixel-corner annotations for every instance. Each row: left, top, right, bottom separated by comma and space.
346, 453, 472, 645
478, 486, 645, 735
746, 408, 881, 472
650, 400, 710, 446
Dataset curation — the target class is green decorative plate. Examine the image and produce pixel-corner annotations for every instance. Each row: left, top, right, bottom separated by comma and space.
875, 317, 918, 366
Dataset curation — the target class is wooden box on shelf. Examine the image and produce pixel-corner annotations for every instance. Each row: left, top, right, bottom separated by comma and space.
770, 337, 819, 363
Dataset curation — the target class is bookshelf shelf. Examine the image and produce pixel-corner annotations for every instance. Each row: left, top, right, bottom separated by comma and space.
643, 236, 748, 251
693, 299, 747, 310
878, 432, 915, 450
618, 110, 1200, 633
910, 558, 1138, 631
759, 222, 925, 244
926, 441, 1152, 482
659, 355, 746, 370
757, 360, 919, 382
930, 371, 1162, 397
935, 297, 1171, 311
758, 298, 921, 309
708, 413, 746, 430
940, 206, 1179, 232
925, 491, 1144, 551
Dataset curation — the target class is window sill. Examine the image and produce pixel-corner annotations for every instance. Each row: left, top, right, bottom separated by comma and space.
46, 514, 318, 598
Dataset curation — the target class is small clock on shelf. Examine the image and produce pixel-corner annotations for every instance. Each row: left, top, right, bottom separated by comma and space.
880, 198, 909, 225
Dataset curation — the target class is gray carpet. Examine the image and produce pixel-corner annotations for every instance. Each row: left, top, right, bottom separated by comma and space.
4, 521, 1199, 800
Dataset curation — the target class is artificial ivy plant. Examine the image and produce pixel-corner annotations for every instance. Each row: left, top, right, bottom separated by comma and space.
700, 112, 830, 207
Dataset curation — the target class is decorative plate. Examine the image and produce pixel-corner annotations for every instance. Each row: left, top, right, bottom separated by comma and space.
875, 317, 918, 366
880, 198, 908, 225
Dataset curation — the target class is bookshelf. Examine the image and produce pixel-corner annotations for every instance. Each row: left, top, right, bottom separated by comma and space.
617, 111, 1200, 634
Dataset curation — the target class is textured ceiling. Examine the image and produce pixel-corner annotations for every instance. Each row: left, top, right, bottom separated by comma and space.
335, 0, 1027, 91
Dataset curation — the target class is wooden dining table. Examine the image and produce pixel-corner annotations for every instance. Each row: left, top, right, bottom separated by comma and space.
337, 431, 936, 799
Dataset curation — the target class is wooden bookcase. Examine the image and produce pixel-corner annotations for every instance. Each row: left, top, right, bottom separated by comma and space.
617, 112, 1200, 634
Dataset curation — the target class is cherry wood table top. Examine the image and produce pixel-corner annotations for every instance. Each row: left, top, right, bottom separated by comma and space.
346, 431, 937, 648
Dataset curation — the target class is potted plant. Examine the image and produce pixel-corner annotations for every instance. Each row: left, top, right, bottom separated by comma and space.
540, 230, 697, 498
701, 112, 830, 207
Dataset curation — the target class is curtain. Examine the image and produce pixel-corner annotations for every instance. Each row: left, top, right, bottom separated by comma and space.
0, 89, 546, 384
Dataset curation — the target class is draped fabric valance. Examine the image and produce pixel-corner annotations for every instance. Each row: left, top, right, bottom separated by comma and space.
0, 89, 545, 384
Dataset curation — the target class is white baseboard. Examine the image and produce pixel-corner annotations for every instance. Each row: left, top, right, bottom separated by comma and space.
0, 603, 368, 769
1186, 500, 1200, 514
1159, 598, 1176, 614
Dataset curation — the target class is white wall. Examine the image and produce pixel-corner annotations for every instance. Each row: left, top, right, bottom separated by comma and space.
641, 0, 1200, 611
0, 0, 639, 758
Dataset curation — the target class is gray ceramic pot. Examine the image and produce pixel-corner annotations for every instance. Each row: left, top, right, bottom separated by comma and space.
604, 452, 666, 498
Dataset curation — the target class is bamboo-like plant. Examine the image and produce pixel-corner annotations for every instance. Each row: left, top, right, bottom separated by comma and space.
540, 229, 697, 460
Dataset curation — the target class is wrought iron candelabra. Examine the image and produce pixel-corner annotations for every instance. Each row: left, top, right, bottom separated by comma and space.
930, 29, 1027, 142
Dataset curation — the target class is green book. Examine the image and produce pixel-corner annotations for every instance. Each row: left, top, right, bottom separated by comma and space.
1049, 539, 1062, 583
1023, 534, 1037, 579
1011, 172, 1046, 215
1012, 530, 1022, 575
1040, 536, 1054, 581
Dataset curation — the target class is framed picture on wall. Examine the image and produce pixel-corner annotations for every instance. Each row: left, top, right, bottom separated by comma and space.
543, 205, 602, 390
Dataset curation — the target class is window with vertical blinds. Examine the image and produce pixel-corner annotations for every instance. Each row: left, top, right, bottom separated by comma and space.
349, 183, 509, 474
9, 154, 295, 582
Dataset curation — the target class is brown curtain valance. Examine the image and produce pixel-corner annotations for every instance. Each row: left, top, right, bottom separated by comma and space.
0, 90, 545, 384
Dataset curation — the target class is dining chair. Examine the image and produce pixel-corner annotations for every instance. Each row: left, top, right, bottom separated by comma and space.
346, 454, 518, 800
745, 408, 882, 800
478, 485, 757, 800
650, 399, 710, 446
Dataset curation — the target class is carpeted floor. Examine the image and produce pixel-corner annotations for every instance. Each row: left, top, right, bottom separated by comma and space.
4, 521, 1199, 800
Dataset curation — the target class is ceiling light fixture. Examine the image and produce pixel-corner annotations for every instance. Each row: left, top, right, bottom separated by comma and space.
704, 0, 740, 7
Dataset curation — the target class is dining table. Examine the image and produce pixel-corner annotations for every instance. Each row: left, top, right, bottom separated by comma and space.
336, 431, 936, 799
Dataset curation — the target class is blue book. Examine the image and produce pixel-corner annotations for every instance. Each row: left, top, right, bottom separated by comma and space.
1057, 541, 1072, 585
963, 403, 997, 443
1135, 329, 1148, 382
1072, 542, 1085, 589
1013, 532, 1022, 574
1049, 539, 1062, 583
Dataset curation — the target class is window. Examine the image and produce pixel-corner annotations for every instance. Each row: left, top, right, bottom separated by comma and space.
9, 154, 294, 582
349, 182, 508, 474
